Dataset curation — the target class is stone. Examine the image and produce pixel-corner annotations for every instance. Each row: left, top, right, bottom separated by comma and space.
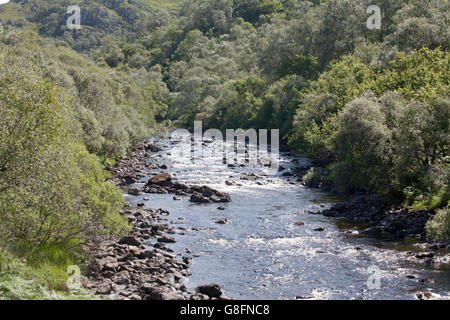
195, 283, 222, 298
157, 236, 177, 243
112, 271, 131, 285
123, 176, 137, 185
139, 249, 153, 259
119, 236, 141, 247
128, 187, 142, 195
117, 252, 132, 262
95, 282, 112, 295
148, 173, 172, 186
141, 284, 184, 300
428, 244, 439, 251
215, 218, 232, 225
415, 252, 435, 259
146, 143, 162, 152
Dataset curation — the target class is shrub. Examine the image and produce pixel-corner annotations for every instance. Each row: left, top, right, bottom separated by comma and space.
333, 95, 393, 193
302, 167, 325, 188
426, 207, 450, 241
0, 59, 129, 260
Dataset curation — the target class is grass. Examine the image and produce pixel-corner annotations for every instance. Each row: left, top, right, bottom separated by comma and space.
407, 187, 449, 211
426, 206, 450, 241
0, 251, 99, 300
145, 0, 181, 12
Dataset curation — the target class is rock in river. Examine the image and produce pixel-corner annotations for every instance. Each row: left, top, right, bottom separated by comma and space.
215, 218, 232, 224
148, 173, 172, 186
157, 236, 177, 243
196, 283, 222, 298
128, 187, 142, 195
189, 185, 232, 203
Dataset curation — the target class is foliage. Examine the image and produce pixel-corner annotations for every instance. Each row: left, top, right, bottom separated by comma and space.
0, 56, 130, 260
426, 207, 450, 241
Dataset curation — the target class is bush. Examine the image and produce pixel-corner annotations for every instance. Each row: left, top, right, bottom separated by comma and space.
333, 95, 393, 193
302, 167, 325, 188
426, 207, 450, 241
0, 26, 165, 160
331, 92, 449, 201
0, 58, 129, 260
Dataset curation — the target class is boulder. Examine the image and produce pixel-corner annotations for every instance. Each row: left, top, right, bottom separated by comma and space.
95, 282, 112, 295
195, 283, 222, 298
157, 236, 177, 243
119, 235, 141, 247
145, 288, 184, 300
128, 187, 142, 195
190, 193, 211, 203
145, 143, 162, 152
189, 190, 231, 204
415, 252, 435, 259
112, 271, 131, 285
148, 173, 172, 186
123, 176, 137, 185
215, 218, 232, 224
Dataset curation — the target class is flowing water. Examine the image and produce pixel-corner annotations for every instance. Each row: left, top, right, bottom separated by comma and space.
125, 136, 450, 300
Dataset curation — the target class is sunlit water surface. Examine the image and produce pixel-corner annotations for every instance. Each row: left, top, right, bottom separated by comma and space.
125, 137, 450, 300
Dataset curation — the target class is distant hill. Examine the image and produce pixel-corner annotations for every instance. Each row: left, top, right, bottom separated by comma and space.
0, 0, 180, 50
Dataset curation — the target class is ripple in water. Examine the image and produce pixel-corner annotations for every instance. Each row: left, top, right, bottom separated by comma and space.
125, 137, 450, 300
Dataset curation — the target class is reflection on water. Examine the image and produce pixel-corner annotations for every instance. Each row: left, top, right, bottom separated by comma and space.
125, 137, 450, 300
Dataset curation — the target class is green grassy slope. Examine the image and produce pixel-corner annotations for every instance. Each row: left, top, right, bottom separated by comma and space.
146, 0, 180, 12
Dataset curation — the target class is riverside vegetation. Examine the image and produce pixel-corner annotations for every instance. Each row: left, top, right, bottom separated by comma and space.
0, 0, 448, 299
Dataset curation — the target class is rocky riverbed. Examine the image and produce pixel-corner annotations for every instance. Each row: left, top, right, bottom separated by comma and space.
83, 138, 449, 300
83, 141, 229, 300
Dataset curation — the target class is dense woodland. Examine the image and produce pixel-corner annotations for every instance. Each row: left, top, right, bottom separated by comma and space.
0, 0, 448, 298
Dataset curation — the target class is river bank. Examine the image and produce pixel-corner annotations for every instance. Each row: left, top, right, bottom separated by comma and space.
310, 195, 450, 270
301, 172, 449, 255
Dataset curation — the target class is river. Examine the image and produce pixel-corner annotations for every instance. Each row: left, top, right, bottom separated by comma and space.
125, 136, 450, 300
